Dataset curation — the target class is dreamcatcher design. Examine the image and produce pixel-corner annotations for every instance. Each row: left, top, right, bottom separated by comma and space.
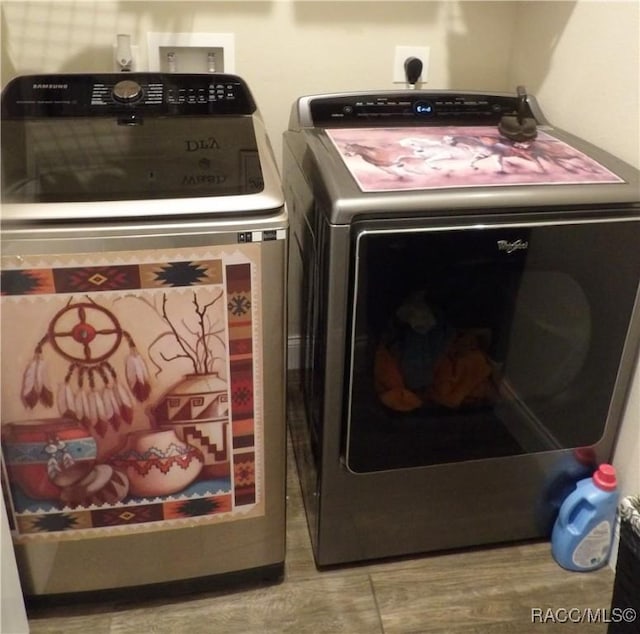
21, 300, 151, 437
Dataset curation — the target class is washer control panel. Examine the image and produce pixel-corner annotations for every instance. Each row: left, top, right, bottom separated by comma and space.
2, 73, 256, 118
308, 93, 533, 127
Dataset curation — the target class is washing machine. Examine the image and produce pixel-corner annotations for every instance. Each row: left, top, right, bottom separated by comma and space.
283, 89, 640, 566
0, 73, 287, 599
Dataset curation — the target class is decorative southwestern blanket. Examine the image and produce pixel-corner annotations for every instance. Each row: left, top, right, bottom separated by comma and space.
1, 243, 265, 543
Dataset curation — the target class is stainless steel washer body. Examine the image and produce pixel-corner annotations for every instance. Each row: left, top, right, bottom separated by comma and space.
1, 73, 287, 598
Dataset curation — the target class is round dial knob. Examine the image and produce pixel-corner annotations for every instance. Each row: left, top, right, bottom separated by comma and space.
112, 80, 143, 103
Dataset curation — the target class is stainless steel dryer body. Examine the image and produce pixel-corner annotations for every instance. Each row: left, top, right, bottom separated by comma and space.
284, 90, 640, 566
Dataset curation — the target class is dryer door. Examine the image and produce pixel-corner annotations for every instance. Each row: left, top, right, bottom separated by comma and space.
345, 216, 640, 473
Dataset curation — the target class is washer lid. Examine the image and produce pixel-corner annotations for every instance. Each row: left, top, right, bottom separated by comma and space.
1, 74, 283, 220
3, 114, 266, 203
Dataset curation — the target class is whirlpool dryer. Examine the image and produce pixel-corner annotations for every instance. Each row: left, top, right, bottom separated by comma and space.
284, 89, 640, 566
1, 73, 287, 599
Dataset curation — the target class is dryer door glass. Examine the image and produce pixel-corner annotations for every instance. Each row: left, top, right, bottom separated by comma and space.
345, 219, 640, 473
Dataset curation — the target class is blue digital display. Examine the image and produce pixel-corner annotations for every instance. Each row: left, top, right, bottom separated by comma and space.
414, 101, 434, 116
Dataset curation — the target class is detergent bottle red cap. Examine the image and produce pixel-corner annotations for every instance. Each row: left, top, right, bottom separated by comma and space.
593, 463, 617, 491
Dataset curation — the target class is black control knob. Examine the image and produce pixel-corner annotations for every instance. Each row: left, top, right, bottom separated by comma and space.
112, 80, 143, 103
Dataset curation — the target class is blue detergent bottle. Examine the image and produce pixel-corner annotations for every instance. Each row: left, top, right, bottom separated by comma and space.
551, 463, 619, 571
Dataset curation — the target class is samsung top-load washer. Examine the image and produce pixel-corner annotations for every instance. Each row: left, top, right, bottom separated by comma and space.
283, 89, 640, 567
1, 73, 287, 599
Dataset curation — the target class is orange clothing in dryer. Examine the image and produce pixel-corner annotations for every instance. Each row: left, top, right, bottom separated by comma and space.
374, 344, 423, 412
428, 333, 493, 408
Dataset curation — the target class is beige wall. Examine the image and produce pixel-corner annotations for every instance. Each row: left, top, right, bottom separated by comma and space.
0, 1, 518, 165
510, 0, 639, 169
511, 0, 640, 511
1, 1, 638, 496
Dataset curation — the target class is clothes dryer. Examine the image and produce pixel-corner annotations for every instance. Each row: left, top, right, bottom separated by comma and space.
284, 89, 640, 566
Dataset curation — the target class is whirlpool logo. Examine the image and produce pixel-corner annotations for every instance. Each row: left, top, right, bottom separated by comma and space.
497, 239, 529, 253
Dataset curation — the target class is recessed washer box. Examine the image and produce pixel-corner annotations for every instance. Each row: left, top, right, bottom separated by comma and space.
147, 32, 235, 73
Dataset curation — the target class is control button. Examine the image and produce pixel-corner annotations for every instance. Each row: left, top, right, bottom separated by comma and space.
112, 79, 143, 102
343, 105, 354, 114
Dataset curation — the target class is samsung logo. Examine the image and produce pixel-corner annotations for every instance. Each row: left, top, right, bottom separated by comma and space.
497, 239, 529, 253
32, 83, 68, 90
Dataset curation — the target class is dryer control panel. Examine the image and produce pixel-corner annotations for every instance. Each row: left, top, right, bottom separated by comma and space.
1, 73, 256, 118
307, 92, 536, 127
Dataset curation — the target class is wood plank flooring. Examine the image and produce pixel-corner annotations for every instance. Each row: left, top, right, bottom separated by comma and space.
25, 377, 616, 634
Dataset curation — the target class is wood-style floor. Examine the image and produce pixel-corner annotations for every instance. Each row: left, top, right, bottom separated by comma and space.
26, 379, 615, 634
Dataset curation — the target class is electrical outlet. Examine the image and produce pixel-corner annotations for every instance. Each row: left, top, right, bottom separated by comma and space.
147, 33, 235, 73
393, 46, 430, 84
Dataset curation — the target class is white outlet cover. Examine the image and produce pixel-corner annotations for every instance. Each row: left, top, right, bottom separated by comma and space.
112, 44, 140, 72
393, 46, 430, 84
147, 32, 235, 73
